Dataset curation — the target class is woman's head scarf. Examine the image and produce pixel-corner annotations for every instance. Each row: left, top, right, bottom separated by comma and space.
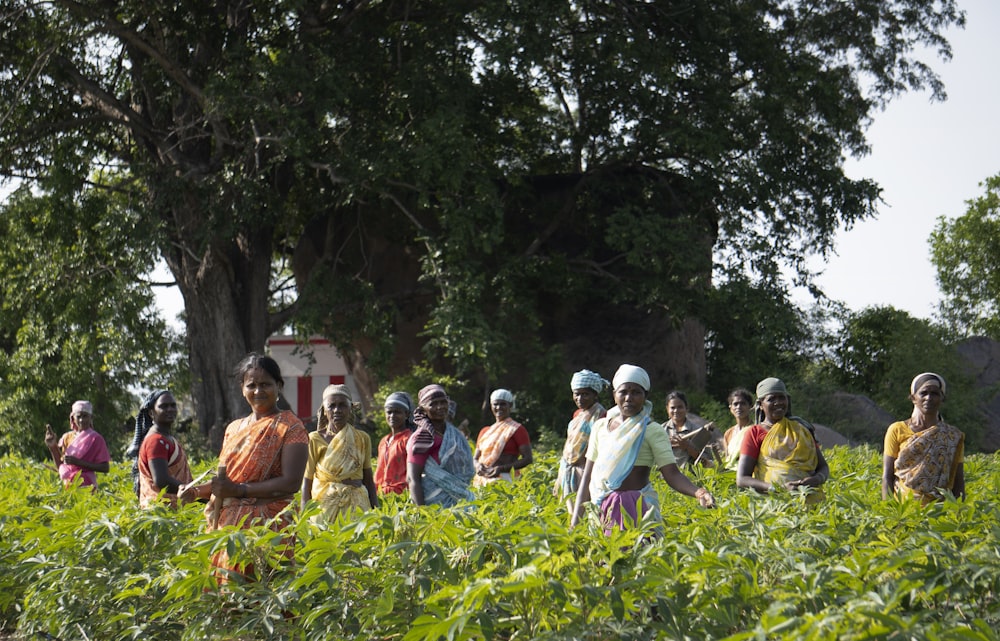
612, 364, 650, 392
910, 372, 946, 397
490, 388, 515, 410
385, 391, 417, 431
570, 370, 609, 393
754, 377, 789, 424
317, 384, 354, 433
418, 384, 448, 409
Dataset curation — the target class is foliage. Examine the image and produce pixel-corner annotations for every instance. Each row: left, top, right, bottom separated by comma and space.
0, 183, 187, 458
0, 0, 966, 436
4, 446, 1000, 640
931, 174, 1000, 339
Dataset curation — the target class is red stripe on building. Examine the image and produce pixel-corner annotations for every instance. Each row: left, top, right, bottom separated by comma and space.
297, 376, 312, 419
328, 375, 345, 384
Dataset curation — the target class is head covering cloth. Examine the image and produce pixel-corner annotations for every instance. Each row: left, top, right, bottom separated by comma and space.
755, 377, 788, 399
910, 372, 946, 397
490, 388, 515, 410
71, 400, 94, 416
571, 369, 609, 393
384, 391, 414, 413
418, 384, 448, 409
612, 364, 650, 393
323, 384, 353, 403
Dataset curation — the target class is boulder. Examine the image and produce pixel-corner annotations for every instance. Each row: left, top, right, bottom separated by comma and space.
955, 336, 1000, 453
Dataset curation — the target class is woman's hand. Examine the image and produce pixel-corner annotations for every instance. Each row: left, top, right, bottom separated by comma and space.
178, 483, 208, 503
44, 424, 59, 449
210, 473, 240, 499
695, 487, 715, 508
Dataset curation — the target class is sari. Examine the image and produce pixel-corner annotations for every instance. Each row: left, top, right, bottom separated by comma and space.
588, 403, 652, 508
412, 422, 475, 508
753, 417, 824, 503
473, 418, 526, 487
554, 403, 605, 498
375, 429, 411, 494
889, 420, 964, 503
309, 425, 373, 521
723, 424, 751, 471
137, 432, 193, 508
59, 428, 110, 490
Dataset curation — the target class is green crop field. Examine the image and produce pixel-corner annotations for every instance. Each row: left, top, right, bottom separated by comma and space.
2, 446, 998, 640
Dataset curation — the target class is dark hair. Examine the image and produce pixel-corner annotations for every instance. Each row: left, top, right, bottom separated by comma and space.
665, 390, 687, 408
727, 388, 753, 405
234, 352, 284, 386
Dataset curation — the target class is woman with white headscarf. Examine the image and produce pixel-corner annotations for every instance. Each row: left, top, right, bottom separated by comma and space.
555, 369, 609, 501
571, 364, 713, 535
473, 389, 533, 486
301, 383, 379, 520
882, 372, 965, 503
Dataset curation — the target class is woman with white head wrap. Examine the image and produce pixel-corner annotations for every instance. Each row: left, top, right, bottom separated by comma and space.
43, 400, 111, 491
882, 372, 965, 503
301, 383, 379, 520
554, 369, 610, 501
570, 365, 713, 536
473, 388, 533, 486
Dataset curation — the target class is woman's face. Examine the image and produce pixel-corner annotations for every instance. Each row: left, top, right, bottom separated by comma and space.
667, 398, 687, 425
573, 388, 597, 411
424, 395, 450, 422
324, 394, 351, 429
242, 366, 281, 415
492, 399, 512, 421
150, 393, 178, 427
729, 395, 750, 422
615, 382, 647, 418
911, 381, 944, 416
760, 393, 788, 423
71, 411, 94, 432
385, 406, 408, 431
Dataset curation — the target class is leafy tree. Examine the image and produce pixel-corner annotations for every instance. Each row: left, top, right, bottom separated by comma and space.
0, 181, 185, 458
931, 174, 1000, 339
0, 0, 965, 436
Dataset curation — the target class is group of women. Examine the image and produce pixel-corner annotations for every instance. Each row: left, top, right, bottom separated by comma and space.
48, 352, 965, 578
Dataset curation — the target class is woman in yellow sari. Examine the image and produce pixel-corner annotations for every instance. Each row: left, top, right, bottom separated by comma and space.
882, 372, 964, 503
302, 384, 379, 520
736, 377, 829, 500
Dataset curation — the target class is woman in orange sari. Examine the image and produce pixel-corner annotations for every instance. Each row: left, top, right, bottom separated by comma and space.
180, 353, 308, 577
882, 372, 965, 503
473, 389, 533, 486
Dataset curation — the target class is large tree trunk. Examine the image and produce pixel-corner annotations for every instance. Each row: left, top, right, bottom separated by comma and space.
164, 226, 275, 442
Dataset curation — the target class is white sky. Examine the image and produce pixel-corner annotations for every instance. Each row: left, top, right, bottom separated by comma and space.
799, 0, 1000, 320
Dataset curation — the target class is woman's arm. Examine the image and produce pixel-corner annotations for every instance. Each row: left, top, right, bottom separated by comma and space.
660, 464, 714, 507
569, 460, 595, 528
44, 425, 62, 467
363, 467, 379, 508
212, 441, 308, 500
952, 462, 965, 500
881, 454, 896, 500
301, 477, 313, 511
512, 443, 533, 470
64, 455, 109, 474
787, 448, 829, 489
407, 461, 425, 505
149, 457, 183, 494
736, 454, 771, 493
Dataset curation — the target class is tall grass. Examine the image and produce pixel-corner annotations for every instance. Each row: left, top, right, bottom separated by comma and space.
1, 446, 998, 640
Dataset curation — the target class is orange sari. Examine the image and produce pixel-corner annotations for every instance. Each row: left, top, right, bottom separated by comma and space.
206, 410, 307, 578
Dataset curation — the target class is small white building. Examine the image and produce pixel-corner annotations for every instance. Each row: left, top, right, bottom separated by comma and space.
266, 335, 358, 424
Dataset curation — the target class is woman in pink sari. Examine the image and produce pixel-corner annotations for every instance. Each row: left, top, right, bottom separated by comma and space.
44, 400, 110, 491
473, 389, 532, 486
180, 353, 308, 578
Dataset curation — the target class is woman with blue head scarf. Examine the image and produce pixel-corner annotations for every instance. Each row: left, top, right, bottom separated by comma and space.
555, 369, 609, 501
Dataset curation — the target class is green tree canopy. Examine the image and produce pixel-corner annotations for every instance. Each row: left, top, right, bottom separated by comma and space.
931, 174, 1000, 339
0, 0, 966, 438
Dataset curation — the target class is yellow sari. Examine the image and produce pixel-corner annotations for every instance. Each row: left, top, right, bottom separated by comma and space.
311, 424, 372, 521
754, 417, 824, 502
